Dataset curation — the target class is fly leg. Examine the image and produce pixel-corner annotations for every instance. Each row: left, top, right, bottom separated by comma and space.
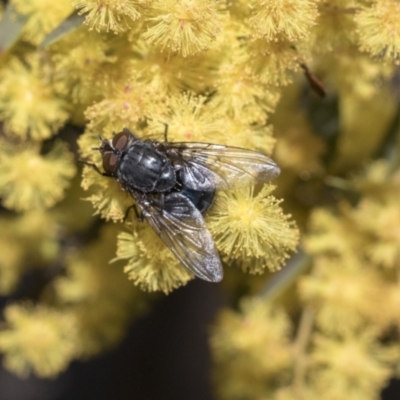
124, 204, 144, 222
159, 193, 165, 215
163, 123, 169, 142
79, 160, 112, 177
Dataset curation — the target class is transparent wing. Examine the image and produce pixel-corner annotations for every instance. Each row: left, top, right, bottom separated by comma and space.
167, 143, 280, 191
134, 192, 223, 282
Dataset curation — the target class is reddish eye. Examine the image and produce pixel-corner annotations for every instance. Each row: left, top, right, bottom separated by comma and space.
112, 131, 130, 151
102, 152, 119, 173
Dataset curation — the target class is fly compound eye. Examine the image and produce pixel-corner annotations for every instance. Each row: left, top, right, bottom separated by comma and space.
102, 152, 119, 173
112, 131, 130, 151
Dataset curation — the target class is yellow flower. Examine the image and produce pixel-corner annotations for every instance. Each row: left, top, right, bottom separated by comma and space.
73, 0, 147, 33
56, 225, 131, 304
143, 0, 227, 57
0, 140, 76, 211
249, 0, 318, 42
208, 39, 281, 124
248, 38, 302, 86
356, 0, 400, 63
147, 92, 226, 143
352, 195, 400, 269
304, 208, 364, 259
81, 164, 133, 221
311, 329, 395, 400
208, 185, 299, 273
55, 225, 143, 356
310, 2, 358, 54
299, 256, 388, 332
0, 304, 78, 378
0, 55, 69, 140
130, 38, 213, 94
321, 50, 394, 100
352, 159, 396, 196
215, 119, 276, 155
13, 0, 73, 44
115, 225, 194, 294
84, 77, 164, 136
51, 28, 117, 106
0, 211, 60, 294
211, 297, 292, 400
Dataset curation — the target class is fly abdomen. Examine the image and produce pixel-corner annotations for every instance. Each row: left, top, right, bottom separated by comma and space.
117, 142, 176, 193
179, 186, 215, 214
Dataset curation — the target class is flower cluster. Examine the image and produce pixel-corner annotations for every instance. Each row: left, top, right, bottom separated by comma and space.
211, 297, 292, 400
0, 224, 144, 377
0, 2, 399, 398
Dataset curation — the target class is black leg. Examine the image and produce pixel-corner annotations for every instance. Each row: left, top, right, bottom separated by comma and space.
79, 159, 111, 177
159, 193, 166, 216
124, 204, 144, 222
163, 123, 169, 142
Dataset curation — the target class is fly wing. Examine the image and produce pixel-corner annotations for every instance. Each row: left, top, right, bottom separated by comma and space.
168, 143, 280, 191
134, 192, 223, 282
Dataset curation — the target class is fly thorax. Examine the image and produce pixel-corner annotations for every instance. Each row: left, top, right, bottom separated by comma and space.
117, 143, 176, 193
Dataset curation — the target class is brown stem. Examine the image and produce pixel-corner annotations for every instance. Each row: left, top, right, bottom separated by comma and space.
293, 308, 314, 399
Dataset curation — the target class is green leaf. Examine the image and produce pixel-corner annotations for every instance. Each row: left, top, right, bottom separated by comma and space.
39, 10, 85, 48
0, 4, 29, 53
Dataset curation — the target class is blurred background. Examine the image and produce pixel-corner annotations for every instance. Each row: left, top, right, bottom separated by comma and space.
1, 280, 400, 400
1, 1, 400, 400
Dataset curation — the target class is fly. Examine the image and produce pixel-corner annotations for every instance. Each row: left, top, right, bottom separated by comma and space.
85, 128, 280, 282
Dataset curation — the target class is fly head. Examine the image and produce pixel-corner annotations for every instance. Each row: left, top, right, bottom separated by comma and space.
96, 129, 136, 175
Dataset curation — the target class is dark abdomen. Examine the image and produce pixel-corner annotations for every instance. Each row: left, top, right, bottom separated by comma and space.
179, 186, 215, 214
